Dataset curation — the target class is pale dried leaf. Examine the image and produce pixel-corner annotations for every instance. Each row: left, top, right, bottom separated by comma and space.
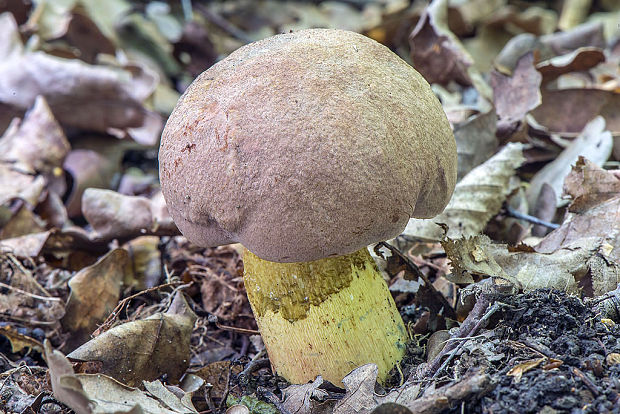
82, 189, 178, 241
0, 95, 70, 175
399, 143, 525, 242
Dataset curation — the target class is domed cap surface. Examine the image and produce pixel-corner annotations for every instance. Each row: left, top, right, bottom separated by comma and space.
159, 29, 457, 263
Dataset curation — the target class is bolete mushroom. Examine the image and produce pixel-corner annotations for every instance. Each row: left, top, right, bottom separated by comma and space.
159, 29, 457, 385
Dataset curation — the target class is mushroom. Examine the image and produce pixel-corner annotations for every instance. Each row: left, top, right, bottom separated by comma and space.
159, 29, 457, 385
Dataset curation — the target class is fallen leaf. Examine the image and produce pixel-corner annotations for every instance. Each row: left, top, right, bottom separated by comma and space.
491, 53, 542, 138
562, 156, 620, 212
536, 47, 606, 83
399, 143, 525, 242
526, 117, 613, 212
408, 0, 474, 85
454, 110, 498, 181
0, 325, 43, 353
282, 376, 333, 414
82, 189, 179, 241
0, 13, 162, 145
67, 292, 196, 387
45, 340, 199, 414
506, 357, 545, 382
0, 95, 70, 176
61, 249, 128, 348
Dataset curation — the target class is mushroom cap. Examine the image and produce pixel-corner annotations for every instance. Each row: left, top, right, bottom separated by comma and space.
159, 29, 457, 263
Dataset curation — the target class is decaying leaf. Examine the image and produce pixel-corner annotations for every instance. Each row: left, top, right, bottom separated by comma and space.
536, 47, 606, 83
45, 340, 198, 414
408, 0, 474, 85
282, 376, 334, 414
399, 143, 525, 242
0, 325, 43, 354
0, 13, 162, 146
490, 53, 542, 138
526, 117, 613, 212
67, 292, 196, 387
82, 189, 179, 241
562, 156, 620, 212
61, 248, 128, 348
0, 95, 70, 176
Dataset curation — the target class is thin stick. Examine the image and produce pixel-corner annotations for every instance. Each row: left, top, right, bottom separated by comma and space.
0, 282, 62, 302
505, 206, 559, 229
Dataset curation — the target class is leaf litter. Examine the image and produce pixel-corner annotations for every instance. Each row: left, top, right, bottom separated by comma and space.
0, 0, 620, 413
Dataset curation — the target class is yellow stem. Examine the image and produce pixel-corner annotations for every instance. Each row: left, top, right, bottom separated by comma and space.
243, 247, 408, 385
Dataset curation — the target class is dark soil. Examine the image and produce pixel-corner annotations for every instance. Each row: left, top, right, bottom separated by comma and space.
461, 290, 620, 414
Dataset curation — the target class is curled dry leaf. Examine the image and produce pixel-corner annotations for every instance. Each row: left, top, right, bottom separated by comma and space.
399, 143, 525, 243
82, 189, 179, 241
0, 13, 162, 146
44, 340, 199, 414
490, 53, 542, 138
536, 47, 606, 83
444, 234, 618, 296
408, 0, 473, 85
67, 292, 197, 387
61, 249, 128, 348
282, 376, 333, 414
526, 117, 613, 212
562, 156, 620, 212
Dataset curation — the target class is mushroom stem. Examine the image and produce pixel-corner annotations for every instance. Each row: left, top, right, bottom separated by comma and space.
242, 247, 408, 385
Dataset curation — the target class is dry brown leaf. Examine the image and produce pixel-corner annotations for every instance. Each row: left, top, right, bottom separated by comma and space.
0, 13, 162, 146
123, 236, 162, 290
61, 249, 128, 348
491, 53, 542, 138
444, 234, 617, 295
82, 189, 178, 241
526, 117, 613, 212
536, 47, 605, 83
506, 358, 545, 382
0, 95, 70, 176
399, 143, 525, 242
45, 340, 198, 414
408, 0, 474, 85
0, 253, 64, 323
563, 156, 620, 212
67, 292, 196, 387
0, 325, 43, 353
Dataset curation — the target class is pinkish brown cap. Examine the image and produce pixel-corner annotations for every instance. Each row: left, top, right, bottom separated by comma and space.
159, 29, 457, 263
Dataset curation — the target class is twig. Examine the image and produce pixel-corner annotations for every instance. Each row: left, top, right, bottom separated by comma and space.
215, 323, 260, 335
572, 367, 600, 397
93, 281, 185, 337
258, 387, 292, 414
0, 282, 63, 302
238, 358, 271, 385
504, 206, 559, 229
417, 293, 495, 380
377, 242, 456, 318
431, 302, 501, 381
194, 4, 252, 43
